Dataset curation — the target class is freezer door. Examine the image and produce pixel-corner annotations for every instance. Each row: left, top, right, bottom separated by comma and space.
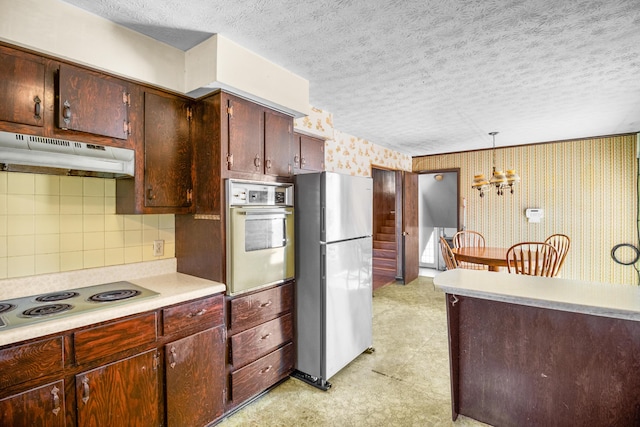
323, 173, 372, 243
324, 236, 373, 380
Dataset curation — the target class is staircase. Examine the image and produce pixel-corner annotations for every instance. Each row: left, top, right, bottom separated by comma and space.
373, 212, 397, 289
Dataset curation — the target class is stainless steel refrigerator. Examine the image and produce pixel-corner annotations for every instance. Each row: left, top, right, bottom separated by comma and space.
293, 172, 373, 390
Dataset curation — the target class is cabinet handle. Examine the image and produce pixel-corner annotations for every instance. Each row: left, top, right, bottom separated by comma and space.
62, 100, 72, 126
187, 308, 206, 318
147, 188, 156, 200
301, 157, 306, 167
81, 376, 90, 404
294, 155, 300, 166
254, 154, 261, 168
260, 333, 272, 340
265, 158, 272, 170
259, 300, 272, 308
170, 346, 177, 369
34, 96, 42, 120
51, 385, 61, 416
260, 365, 273, 374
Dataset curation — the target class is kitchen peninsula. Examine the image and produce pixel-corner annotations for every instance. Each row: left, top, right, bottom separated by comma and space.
434, 269, 640, 426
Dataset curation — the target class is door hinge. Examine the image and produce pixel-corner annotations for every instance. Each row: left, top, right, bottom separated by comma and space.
122, 92, 131, 106
227, 105, 233, 117
153, 352, 159, 370
123, 120, 131, 136
227, 153, 233, 167
186, 106, 193, 121
186, 189, 193, 204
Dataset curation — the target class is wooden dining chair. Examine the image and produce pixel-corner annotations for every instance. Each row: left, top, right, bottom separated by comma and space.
452, 230, 488, 270
544, 234, 570, 277
439, 237, 458, 270
453, 230, 485, 248
506, 242, 560, 277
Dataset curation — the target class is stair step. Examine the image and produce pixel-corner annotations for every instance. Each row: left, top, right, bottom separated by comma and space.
373, 257, 396, 269
379, 226, 394, 234
374, 240, 396, 250
373, 266, 396, 276
376, 233, 395, 242
373, 248, 396, 259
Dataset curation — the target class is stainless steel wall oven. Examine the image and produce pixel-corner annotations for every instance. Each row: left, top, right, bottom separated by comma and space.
226, 180, 294, 295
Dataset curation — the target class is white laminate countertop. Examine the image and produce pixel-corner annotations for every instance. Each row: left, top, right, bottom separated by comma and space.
433, 269, 640, 322
0, 259, 226, 347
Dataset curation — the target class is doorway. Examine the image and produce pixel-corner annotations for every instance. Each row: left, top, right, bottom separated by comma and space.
371, 168, 398, 290
371, 168, 419, 289
418, 171, 459, 272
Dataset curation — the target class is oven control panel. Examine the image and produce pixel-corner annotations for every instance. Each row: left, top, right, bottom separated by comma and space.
227, 180, 293, 206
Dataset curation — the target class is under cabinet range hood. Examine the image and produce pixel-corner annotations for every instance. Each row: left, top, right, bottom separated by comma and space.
0, 131, 135, 177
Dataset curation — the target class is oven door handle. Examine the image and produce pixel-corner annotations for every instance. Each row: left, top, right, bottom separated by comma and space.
236, 209, 292, 219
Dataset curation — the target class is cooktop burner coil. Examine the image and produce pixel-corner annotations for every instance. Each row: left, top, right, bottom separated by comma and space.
22, 303, 74, 317
0, 303, 16, 314
35, 291, 80, 302
89, 289, 141, 303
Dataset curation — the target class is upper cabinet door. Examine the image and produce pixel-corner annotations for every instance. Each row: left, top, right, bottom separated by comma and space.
264, 110, 292, 178
0, 49, 45, 128
226, 94, 264, 174
57, 64, 129, 140
144, 91, 193, 210
299, 134, 325, 171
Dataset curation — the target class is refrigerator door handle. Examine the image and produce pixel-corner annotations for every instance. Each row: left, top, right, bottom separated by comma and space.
321, 245, 326, 280
321, 206, 325, 235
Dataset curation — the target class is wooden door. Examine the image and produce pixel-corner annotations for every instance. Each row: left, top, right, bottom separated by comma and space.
0, 381, 65, 427
402, 172, 419, 283
165, 326, 225, 427
0, 48, 45, 129
57, 64, 129, 140
76, 350, 159, 427
226, 94, 264, 174
264, 110, 292, 177
144, 91, 193, 210
299, 134, 325, 171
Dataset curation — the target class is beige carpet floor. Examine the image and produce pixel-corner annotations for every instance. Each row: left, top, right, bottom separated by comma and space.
218, 275, 490, 426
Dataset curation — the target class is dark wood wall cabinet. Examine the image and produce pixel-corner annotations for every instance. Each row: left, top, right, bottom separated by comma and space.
226, 282, 295, 411
117, 88, 194, 214
0, 44, 133, 150
292, 132, 324, 173
0, 293, 225, 427
224, 92, 294, 180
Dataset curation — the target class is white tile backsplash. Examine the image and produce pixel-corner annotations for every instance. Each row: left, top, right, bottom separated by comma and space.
0, 172, 175, 279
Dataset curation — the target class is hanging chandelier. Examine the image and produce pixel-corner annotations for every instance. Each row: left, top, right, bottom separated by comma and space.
471, 132, 520, 197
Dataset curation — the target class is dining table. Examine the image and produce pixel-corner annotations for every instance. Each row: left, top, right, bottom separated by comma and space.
450, 247, 509, 272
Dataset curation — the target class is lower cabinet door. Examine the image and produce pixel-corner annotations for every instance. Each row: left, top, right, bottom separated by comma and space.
0, 380, 65, 427
165, 326, 225, 427
76, 350, 160, 427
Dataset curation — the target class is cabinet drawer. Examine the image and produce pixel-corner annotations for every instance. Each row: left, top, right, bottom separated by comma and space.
230, 313, 293, 368
163, 294, 224, 336
0, 337, 64, 389
74, 312, 157, 364
229, 283, 293, 332
230, 342, 294, 404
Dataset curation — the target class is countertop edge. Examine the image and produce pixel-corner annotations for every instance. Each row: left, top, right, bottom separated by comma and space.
433, 269, 640, 322
0, 271, 226, 347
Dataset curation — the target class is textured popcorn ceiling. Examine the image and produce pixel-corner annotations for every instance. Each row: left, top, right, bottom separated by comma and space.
61, 0, 640, 156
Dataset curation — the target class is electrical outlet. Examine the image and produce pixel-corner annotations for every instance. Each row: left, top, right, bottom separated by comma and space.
153, 240, 164, 257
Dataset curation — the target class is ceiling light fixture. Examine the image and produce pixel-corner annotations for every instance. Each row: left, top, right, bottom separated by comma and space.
471, 132, 520, 197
